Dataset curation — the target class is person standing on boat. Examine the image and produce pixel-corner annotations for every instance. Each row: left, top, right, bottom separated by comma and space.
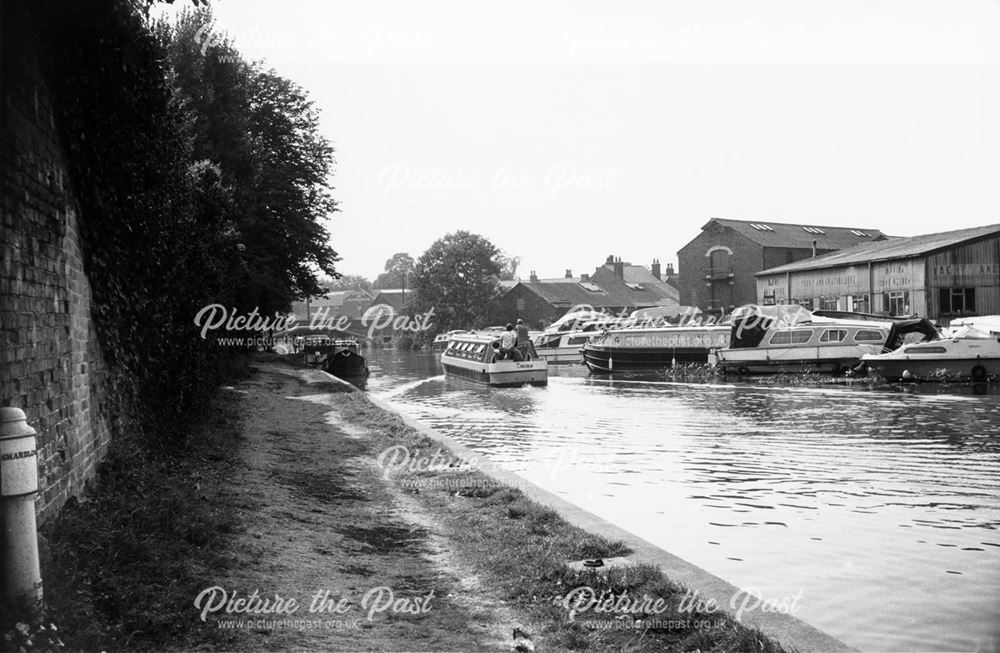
500, 323, 518, 360
515, 318, 532, 360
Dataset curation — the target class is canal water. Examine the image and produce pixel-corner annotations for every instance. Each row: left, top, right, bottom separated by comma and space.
365, 349, 1000, 653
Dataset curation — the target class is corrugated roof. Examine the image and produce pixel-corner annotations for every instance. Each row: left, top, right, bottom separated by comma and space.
757, 223, 1000, 275
705, 218, 888, 250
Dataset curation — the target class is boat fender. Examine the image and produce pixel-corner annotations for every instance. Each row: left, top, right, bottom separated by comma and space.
902, 369, 913, 380
971, 364, 988, 382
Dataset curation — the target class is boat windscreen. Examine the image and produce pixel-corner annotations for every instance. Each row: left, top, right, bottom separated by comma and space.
729, 316, 774, 348
882, 319, 940, 352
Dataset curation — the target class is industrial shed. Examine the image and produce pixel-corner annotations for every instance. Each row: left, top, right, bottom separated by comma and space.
755, 224, 1000, 323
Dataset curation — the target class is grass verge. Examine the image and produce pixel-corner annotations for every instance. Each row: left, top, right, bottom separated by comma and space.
23, 385, 248, 652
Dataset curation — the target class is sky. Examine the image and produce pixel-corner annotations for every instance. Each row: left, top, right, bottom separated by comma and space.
157, 0, 1000, 281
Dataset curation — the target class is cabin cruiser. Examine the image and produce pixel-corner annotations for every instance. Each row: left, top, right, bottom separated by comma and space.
533, 318, 623, 363
441, 331, 548, 386
531, 309, 625, 363
715, 308, 938, 375
862, 316, 1000, 381
581, 323, 731, 372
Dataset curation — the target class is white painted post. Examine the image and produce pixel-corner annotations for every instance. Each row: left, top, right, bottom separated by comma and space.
0, 407, 43, 620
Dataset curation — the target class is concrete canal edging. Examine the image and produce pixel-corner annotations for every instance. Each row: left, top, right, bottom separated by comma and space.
320, 369, 858, 653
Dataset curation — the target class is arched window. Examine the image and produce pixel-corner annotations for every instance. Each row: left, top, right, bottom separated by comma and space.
709, 249, 729, 271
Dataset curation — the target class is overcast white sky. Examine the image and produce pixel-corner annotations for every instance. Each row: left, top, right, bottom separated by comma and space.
159, 0, 1000, 281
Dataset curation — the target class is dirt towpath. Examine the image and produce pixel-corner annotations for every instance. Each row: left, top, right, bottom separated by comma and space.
195, 362, 545, 652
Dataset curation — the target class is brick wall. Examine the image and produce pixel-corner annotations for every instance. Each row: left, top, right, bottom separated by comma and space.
1, 2, 111, 523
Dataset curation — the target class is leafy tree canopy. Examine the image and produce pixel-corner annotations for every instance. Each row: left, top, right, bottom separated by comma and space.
157, 7, 340, 313
374, 252, 416, 289
410, 232, 504, 332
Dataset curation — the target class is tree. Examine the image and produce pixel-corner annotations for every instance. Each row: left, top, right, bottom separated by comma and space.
373, 252, 416, 289
410, 232, 504, 333
323, 274, 374, 294
158, 8, 340, 313
498, 254, 521, 281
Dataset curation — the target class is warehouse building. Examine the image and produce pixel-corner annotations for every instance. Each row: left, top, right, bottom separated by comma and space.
677, 218, 887, 314
755, 223, 1000, 323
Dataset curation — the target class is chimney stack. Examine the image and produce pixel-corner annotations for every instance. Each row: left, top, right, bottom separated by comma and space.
565, 269, 573, 278
665, 262, 675, 276
651, 258, 661, 280
613, 257, 624, 279
606, 254, 614, 264
529, 270, 538, 282
580, 273, 590, 281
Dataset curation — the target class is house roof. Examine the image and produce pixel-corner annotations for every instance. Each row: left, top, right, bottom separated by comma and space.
371, 289, 412, 310
290, 289, 374, 321
757, 223, 1000, 275
703, 218, 888, 250
509, 268, 679, 310
591, 264, 680, 302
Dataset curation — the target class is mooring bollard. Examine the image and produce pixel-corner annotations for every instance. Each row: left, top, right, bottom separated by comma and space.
0, 407, 43, 621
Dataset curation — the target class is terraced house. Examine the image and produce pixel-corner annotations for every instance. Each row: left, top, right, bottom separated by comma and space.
497, 256, 680, 328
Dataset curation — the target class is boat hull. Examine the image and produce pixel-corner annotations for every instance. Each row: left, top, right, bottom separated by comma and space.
535, 346, 586, 363
864, 356, 1000, 381
441, 357, 548, 386
324, 350, 369, 377
716, 345, 880, 375
582, 346, 714, 372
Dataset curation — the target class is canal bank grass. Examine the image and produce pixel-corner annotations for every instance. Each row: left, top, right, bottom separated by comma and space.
335, 386, 791, 653
32, 385, 248, 651
28, 389, 243, 651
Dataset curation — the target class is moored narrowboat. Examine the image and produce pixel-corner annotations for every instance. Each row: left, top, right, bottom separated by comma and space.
322, 338, 369, 378
582, 325, 731, 372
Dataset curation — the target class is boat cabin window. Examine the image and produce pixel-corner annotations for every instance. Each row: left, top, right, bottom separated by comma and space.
474, 344, 485, 353
909, 346, 948, 354
769, 329, 813, 345
819, 329, 847, 343
568, 336, 589, 346
855, 329, 884, 342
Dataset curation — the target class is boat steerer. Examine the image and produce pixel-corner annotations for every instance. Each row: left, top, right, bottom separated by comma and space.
0, 407, 44, 622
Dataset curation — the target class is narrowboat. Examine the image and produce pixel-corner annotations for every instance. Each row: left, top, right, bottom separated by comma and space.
432, 329, 469, 352
441, 331, 548, 386
715, 310, 938, 375
322, 339, 370, 378
862, 316, 1000, 381
581, 324, 731, 372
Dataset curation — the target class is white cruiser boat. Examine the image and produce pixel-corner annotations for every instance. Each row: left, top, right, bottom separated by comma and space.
862, 316, 1000, 381
532, 309, 624, 363
441, 331, 548, 386
715, 309, 939, 375
533, 319, 621, 363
